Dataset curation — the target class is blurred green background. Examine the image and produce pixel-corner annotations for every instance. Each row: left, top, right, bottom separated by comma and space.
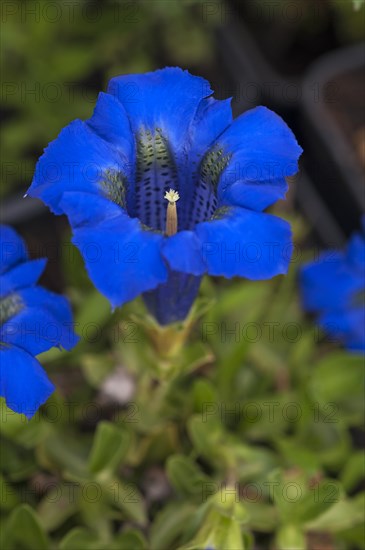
1, 1, 364, 549
2, 0, 220, 199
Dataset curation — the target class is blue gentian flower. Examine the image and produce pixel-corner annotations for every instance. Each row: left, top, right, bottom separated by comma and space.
0, 226, 79, 418
28, 67, 302, 325
301, 220, 365, 352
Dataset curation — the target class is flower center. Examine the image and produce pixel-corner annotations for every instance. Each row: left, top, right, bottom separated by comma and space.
164, 189, 180, 236
99, 129, 233, 233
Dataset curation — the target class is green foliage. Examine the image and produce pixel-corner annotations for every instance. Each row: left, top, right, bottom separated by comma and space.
2, 0, 217, 198
88, 422, 131, 476
1, 504, 49, 550
1, 230, 363, 548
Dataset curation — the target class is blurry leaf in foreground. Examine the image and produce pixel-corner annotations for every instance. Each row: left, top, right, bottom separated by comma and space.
88, 421, 131, 476
36, 482, 79, 532
1, 504, 49, 550
178, 487, 250, 550
59, 527, 100, 550
112, 529, 148, 549
309, 351, 364, 424
167, 454, 211, 498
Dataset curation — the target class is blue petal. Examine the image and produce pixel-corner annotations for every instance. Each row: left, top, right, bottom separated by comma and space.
1, 287, 79, 355
107, 67, 212, 154
214, 106, 302, 211
0, 225, 28, 274
59, 192, 124, 228
301, 252, 363, 312
194, 207, 292, 278
0, 345, 54, 418
70, 216, 168, 308
59, 192, 169, 307
0, 259, 46, 298
318, 307, 365, 353
86, 92, 135, 211
188, 97, 232, 156
301, 222, 364, 354
347, 232, 365, 272
221, 178, 288, 212
162, 231, 206, 276
86, 92, 135, 161
27, 120, 129, 214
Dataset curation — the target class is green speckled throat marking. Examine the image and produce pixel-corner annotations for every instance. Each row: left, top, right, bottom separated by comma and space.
200, 147, 232, 189
0, 293, 24, 325
100, 169, 127, 208
186, 146, 232, 230
134, 127, 179, 231
98, 134, 233, 231
210, 206, 231, 221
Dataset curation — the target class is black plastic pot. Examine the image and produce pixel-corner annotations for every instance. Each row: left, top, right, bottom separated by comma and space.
216, 18, 347, 246
300, 42, 365, 237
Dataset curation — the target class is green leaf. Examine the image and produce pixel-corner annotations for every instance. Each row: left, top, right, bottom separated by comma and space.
167, 455, 211, 498
2, 504, 49, 550
150, 502, 197, 550
276, 438, 321, 471
75, 290, 112, 344
294, 479, 343, 523
275, 524, 306, 550
192, 379, 218, 414
206, 280, 270, 321
267, 469, 342, 525
0, 474, 19, 510
304, 493, 365, 532
59, 528, 100, 550
336, 522, 365, 550
290, 417, 351, 470
36, 483, 79, 531
88, 422, 131, 476
187, 415, 223, 461
112, 530, 148, 549
80, 353, 114, 388
340, 451, 365, 492
41, 433, 89, 479
178, 503, 247, 550
309, 352, 364, 424
243, 501, 278, 532
0, 399, 51, 447
77, 495, 114, 539
103, 478, 147, 526
209, 515, 245, 550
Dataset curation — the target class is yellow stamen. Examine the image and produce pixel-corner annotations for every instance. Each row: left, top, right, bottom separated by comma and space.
164, 188, 179, 236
